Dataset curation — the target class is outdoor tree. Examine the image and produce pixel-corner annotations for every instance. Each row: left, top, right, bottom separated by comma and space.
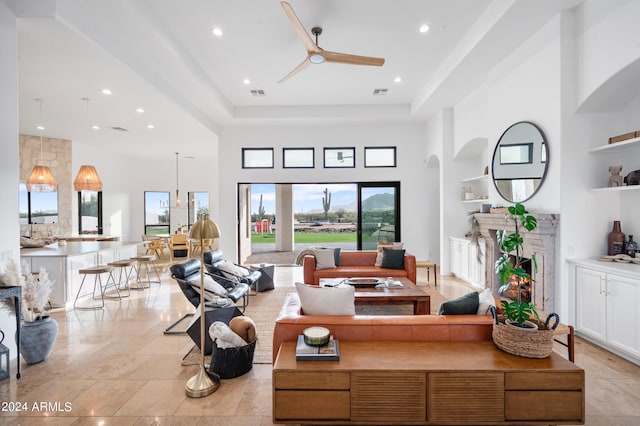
322, 187, 331, 221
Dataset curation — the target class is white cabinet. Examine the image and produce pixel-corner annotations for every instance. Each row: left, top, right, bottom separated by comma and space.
450, 238, 469, 281
571, 260, 640, 365
450, 237, 486, 287
575, 267, 607, 341
468, 240, 486, 288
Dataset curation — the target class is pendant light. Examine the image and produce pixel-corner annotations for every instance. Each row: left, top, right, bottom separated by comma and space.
175, 152, 182, 208
74, 99, 103, 191
26, 99, 57, 192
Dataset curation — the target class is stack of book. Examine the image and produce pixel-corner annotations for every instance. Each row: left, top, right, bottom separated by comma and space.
295, 335, 340, 361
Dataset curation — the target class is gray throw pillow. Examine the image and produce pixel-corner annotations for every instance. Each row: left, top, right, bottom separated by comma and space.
380, 247, 406, 270
438, 291, 479, 315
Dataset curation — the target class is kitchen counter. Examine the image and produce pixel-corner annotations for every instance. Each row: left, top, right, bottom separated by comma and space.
20, 241, 138, 257
21, 241, 141, 308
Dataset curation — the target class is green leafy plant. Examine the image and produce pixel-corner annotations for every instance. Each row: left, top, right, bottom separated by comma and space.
495, 203, 540, 325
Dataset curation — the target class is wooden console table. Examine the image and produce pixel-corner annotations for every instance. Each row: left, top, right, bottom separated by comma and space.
273, 340, 584, 425
0, 286, 21, 379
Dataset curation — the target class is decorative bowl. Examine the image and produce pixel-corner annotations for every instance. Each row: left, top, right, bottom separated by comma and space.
303, 326, 330, 346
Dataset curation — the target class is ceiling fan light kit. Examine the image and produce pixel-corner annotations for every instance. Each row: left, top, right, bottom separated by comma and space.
279, 2, 385, 82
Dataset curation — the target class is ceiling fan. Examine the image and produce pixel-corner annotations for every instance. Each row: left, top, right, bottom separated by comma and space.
278, 1, 385, 83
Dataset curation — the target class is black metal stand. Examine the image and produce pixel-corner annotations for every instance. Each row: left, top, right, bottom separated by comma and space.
0, 286, 22, 379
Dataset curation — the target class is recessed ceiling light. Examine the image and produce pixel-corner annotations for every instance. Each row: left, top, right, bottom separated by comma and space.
212, 27, 223, 37
147, 124, 155, 129
136, 108, 144, 113
36, 125, 45, 130
92, 125, 100, 130
419, 24, 430, 33
101, 88, 112, 95
243, 78, 251, 85
394, 76, 403, 83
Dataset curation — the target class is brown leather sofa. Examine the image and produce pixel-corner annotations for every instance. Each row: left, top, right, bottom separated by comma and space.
272, 293, 493, 361
303, 250, 417, 285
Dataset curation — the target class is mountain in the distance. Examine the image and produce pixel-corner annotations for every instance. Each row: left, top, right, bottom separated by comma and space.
362, 193, 394, 210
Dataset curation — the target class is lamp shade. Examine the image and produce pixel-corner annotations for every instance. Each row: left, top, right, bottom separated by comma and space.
26, 165, 57, 192
189, 214, 220, 240
74, 165, 103, 191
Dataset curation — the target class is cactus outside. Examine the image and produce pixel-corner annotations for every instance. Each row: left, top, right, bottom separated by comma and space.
322, 188, 331, 221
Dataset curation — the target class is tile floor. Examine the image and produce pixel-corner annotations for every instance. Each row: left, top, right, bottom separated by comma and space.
0, 266, 639, 425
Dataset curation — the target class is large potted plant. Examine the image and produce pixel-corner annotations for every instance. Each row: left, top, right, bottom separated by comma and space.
0, 259, 58, 364
491, 203, 559, 358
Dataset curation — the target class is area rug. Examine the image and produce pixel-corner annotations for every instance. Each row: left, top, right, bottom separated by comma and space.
182, 284, 446, 366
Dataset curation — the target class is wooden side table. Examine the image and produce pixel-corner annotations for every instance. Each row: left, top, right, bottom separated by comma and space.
0, 286, 21, 379
416, 261, 437, 288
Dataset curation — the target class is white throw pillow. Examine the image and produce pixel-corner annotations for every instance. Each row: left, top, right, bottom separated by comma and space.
295, 282, 355, 315
374, 242, 404, 267
477, 288, 496, 315
313, 248, 336, 270
189, 274, 228, 298
217, 260, 250, 279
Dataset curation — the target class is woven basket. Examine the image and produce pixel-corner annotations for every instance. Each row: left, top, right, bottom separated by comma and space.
209, 338, 257, 379
490, 308, 560, 358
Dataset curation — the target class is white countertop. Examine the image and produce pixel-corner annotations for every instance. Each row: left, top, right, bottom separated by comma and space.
567, 258, 640, 278
20, 240, 141, 257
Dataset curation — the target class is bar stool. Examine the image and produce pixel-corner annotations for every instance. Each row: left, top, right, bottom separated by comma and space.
131, 255, 161, 289
105, 259, 137, 297
74, 265, 113, 310
416, 260, 437, 288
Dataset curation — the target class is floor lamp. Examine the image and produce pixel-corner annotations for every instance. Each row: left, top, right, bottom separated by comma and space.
186, 213, 221, 397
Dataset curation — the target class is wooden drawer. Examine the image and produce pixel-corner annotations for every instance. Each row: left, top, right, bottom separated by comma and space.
505, 391, 584, 422
429, 372, 504, 423
274, 371, 349, 390
274, 390, 349, 420
505, 372, 584, 390
351, 372, 426, 423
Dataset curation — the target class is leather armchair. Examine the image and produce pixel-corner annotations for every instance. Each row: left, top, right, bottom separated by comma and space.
203, 249, 262, 292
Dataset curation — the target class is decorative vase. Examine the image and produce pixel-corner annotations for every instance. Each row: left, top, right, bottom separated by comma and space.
608, 221, 625, 255
20, 315, 58, 365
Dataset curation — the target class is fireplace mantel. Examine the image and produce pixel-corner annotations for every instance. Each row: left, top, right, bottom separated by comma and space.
474, 212, 560, 317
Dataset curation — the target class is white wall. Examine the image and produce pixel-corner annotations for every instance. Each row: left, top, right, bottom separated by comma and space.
218, 123, 429, 262
72, 138, 220, 241
0, 0, 19, 359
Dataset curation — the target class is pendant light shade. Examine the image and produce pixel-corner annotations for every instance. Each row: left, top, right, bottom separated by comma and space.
26, 165, 57, 192
74, 165, 103, 191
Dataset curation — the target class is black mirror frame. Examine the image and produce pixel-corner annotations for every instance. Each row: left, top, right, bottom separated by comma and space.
491, 121, 549, 203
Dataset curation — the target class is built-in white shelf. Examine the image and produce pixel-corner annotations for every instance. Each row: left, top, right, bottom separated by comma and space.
588, 136, 640, 153
461, 174, 489, 183
589, 185, 640, 193
461, 199, 489, 203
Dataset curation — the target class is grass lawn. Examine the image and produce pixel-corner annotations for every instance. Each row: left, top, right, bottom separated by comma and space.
252, 232, 356, 244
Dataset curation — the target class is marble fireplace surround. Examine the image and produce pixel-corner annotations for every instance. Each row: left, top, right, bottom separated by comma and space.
474, 212, 560, 318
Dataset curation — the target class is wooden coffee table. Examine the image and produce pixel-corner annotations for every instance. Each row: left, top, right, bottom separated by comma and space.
320, 277, 430, 315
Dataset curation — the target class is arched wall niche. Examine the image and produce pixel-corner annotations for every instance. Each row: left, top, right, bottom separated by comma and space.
425, 153, 440, 169
454, 137, 489, 161
577, 56, 640, 113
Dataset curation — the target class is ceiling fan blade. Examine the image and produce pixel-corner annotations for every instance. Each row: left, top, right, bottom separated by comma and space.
280, 2, 320, 54
324, 50, 385, 66
278, 57, 311, 83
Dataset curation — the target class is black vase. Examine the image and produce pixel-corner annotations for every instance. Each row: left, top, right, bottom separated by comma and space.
20, 315, 58, 364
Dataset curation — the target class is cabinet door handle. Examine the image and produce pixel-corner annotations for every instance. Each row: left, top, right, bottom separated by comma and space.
599, 278, 605, 295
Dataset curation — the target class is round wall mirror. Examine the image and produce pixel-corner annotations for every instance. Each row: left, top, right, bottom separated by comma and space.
491, 121, 548, 203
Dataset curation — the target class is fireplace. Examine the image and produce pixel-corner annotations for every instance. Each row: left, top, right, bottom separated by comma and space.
498, 255, 532, 303
474, 212, 559, 318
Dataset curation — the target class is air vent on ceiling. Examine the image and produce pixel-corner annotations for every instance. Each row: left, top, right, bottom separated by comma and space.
110, 126, 129, 132
372, 88, 388, 96
250, 89, 266, 97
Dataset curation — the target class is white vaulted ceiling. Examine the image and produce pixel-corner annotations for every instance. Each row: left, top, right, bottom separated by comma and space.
13, 0, 583, 158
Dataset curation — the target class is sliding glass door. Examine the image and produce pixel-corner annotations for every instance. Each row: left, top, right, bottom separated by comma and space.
358, 182, 400, 250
